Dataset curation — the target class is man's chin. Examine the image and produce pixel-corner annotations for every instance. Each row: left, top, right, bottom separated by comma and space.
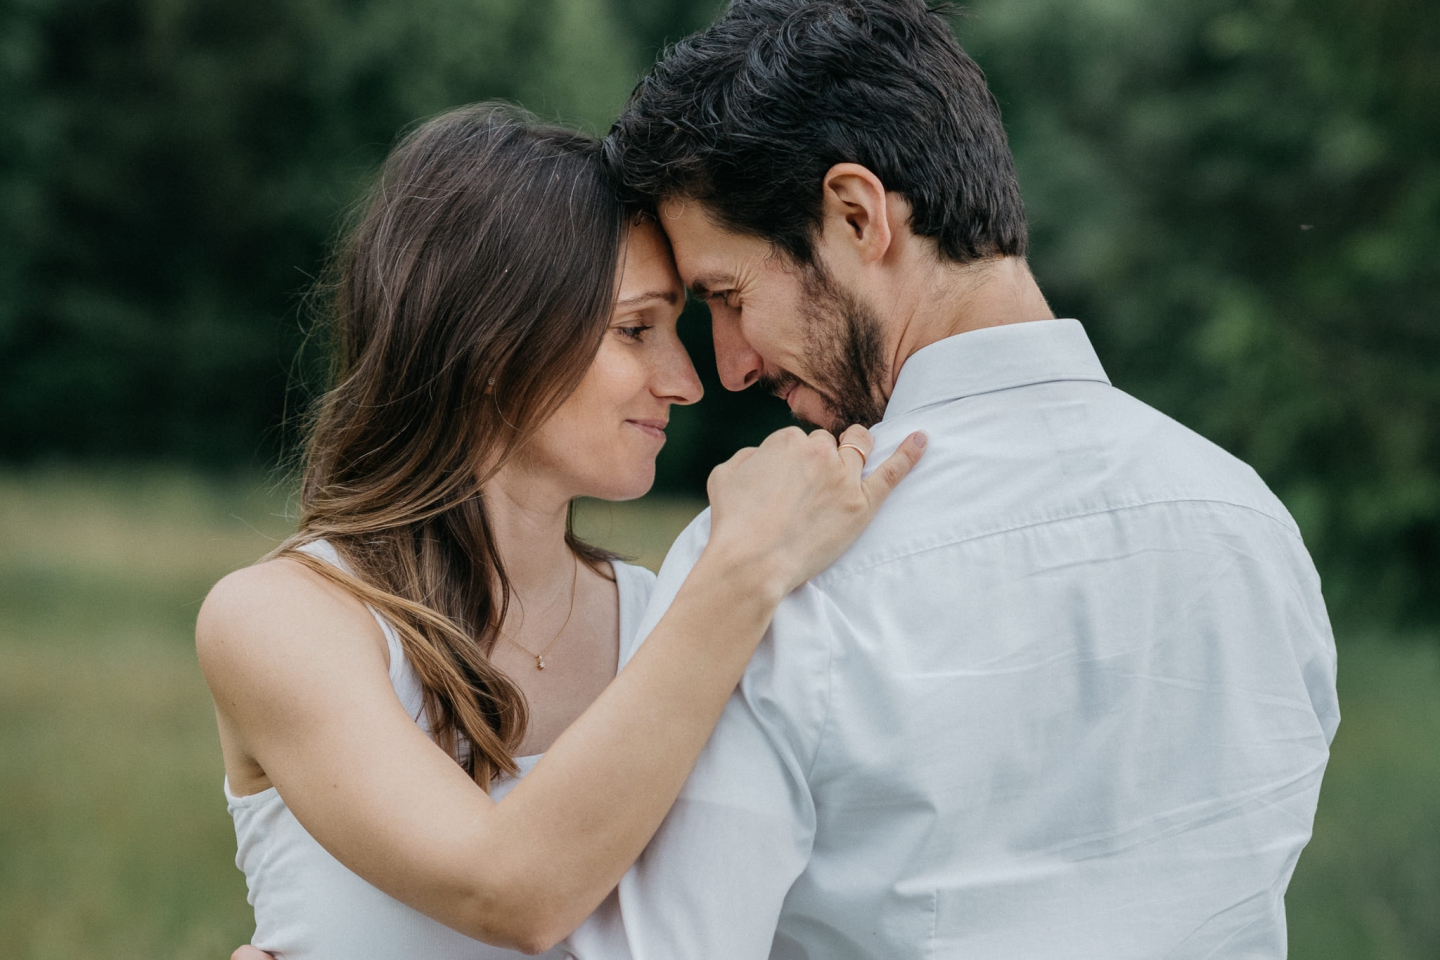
789, 410, 825, 431
784, 382, 877, 433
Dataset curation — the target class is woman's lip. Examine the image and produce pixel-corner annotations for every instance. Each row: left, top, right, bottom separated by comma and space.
626, 419, 668, 439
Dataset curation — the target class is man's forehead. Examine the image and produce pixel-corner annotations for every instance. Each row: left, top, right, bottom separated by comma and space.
656, 198, 764, 290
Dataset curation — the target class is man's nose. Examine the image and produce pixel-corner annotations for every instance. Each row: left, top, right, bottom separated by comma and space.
711, 312, 763, 392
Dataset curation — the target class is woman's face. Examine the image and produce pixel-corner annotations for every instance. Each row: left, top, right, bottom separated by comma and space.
517, 219, 702, 503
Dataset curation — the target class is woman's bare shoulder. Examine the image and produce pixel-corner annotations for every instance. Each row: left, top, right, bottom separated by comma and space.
198, 555, 421, 807
196, 554, 386, 679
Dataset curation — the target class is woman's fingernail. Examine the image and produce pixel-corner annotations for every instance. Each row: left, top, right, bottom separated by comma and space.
913, 431, 928, 449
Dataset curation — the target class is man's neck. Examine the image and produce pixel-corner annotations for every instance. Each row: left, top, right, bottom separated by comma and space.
884, 256, 1055, 399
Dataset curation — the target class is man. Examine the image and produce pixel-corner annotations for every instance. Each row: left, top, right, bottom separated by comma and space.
566, 1, 1338, 957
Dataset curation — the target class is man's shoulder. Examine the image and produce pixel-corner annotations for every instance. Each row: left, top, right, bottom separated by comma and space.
1097, 386, 1299, 533
827, 382, 1302, 584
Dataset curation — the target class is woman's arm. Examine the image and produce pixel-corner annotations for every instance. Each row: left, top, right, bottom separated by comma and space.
202, 425, 924, 954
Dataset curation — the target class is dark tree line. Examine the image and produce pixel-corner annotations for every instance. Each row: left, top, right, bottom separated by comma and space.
1, 0, 1436, 627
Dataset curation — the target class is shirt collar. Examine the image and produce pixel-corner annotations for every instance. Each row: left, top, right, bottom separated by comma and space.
882, 318, 1111, 421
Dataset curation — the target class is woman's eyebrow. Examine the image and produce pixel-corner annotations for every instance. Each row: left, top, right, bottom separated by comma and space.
615, 290, 679, 307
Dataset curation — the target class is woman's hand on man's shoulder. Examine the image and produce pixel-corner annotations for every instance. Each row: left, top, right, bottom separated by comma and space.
703, 424, 927, 599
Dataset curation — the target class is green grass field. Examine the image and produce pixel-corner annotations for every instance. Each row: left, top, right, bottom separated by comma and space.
1, 469, 1436, 959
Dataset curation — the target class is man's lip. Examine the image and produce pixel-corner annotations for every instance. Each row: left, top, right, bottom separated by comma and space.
785, 384, 813, 418
784, 384, 829, 428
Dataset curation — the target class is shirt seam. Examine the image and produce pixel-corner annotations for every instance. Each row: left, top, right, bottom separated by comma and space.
817, 495, 1302, 588
884, 372, 1111, 421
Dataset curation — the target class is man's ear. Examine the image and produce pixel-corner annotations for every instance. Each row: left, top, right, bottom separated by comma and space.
819, 163, 892, 265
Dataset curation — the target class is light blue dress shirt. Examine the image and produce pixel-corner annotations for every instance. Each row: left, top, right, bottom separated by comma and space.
567, 318, 1339, 960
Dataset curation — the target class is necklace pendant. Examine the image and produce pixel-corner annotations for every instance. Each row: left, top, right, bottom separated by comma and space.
536, 656, 546, 671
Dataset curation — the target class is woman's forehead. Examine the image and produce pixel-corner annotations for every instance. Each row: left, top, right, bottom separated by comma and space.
617, 220, 684, 299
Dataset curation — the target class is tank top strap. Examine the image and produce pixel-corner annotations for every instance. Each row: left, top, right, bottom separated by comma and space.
292, 539, 426, 724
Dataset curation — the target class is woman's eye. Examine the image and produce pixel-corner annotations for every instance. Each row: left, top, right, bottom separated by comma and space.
616, 324, 652, 342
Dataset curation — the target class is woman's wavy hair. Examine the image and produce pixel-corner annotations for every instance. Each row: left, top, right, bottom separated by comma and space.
270, 103, 625, 786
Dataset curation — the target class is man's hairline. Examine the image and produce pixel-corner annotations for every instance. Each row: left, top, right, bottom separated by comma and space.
650, 169, 937, 258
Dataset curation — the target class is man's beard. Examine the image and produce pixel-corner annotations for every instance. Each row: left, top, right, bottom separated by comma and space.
758, 261, 889, 434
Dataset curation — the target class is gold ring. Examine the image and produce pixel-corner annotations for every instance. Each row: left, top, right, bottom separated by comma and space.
837, 442, 868, 467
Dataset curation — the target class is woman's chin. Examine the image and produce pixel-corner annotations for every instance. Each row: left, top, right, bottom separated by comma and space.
583, 462, 657, 503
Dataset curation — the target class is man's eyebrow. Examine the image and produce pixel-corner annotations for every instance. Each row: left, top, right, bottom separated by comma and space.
686, 275, 733, 298
615, 290, 679, 307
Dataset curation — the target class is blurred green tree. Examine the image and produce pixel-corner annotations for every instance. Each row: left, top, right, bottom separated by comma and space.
0, 0, 642, 464
963, 0, 1439, 625
1, 0, 1436, 627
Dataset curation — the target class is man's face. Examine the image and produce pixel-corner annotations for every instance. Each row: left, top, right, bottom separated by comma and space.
659, 198, 889, 433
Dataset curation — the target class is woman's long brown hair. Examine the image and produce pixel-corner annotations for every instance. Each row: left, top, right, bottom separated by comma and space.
270, 104, 625, 786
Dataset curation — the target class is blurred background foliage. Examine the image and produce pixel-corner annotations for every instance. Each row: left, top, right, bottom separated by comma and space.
1, 1, 1438, 958
2, 0, 1436, 625
971, 0, 1440, 630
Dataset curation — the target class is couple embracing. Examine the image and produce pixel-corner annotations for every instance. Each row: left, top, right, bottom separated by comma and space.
203, 2, 1339, 958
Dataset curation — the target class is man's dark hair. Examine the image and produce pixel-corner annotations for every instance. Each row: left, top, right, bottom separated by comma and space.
605, 0, 1027, 266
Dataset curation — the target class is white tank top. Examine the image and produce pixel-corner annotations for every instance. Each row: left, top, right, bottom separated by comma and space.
227, 539, 657, 960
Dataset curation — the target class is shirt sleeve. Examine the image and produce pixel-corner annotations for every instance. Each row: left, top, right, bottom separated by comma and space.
565, 510, 832, 960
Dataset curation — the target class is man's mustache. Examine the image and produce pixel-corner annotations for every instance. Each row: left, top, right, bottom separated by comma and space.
757, 370, 800, 401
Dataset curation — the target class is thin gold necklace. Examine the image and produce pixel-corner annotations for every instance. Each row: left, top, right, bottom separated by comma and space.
496, 552, 578, 671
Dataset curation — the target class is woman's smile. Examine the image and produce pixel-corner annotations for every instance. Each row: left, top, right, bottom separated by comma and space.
625, 418, 668, 441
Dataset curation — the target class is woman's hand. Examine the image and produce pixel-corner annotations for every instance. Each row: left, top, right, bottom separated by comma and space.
704, 425, 927, 599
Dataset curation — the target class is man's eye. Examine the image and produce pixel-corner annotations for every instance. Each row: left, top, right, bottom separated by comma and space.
710, 291, 740, 309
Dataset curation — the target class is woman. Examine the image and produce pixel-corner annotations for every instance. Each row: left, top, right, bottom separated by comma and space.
202, 103, 925, 959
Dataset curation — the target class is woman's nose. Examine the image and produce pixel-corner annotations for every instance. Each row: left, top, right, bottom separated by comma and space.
654, 337, 703, 406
